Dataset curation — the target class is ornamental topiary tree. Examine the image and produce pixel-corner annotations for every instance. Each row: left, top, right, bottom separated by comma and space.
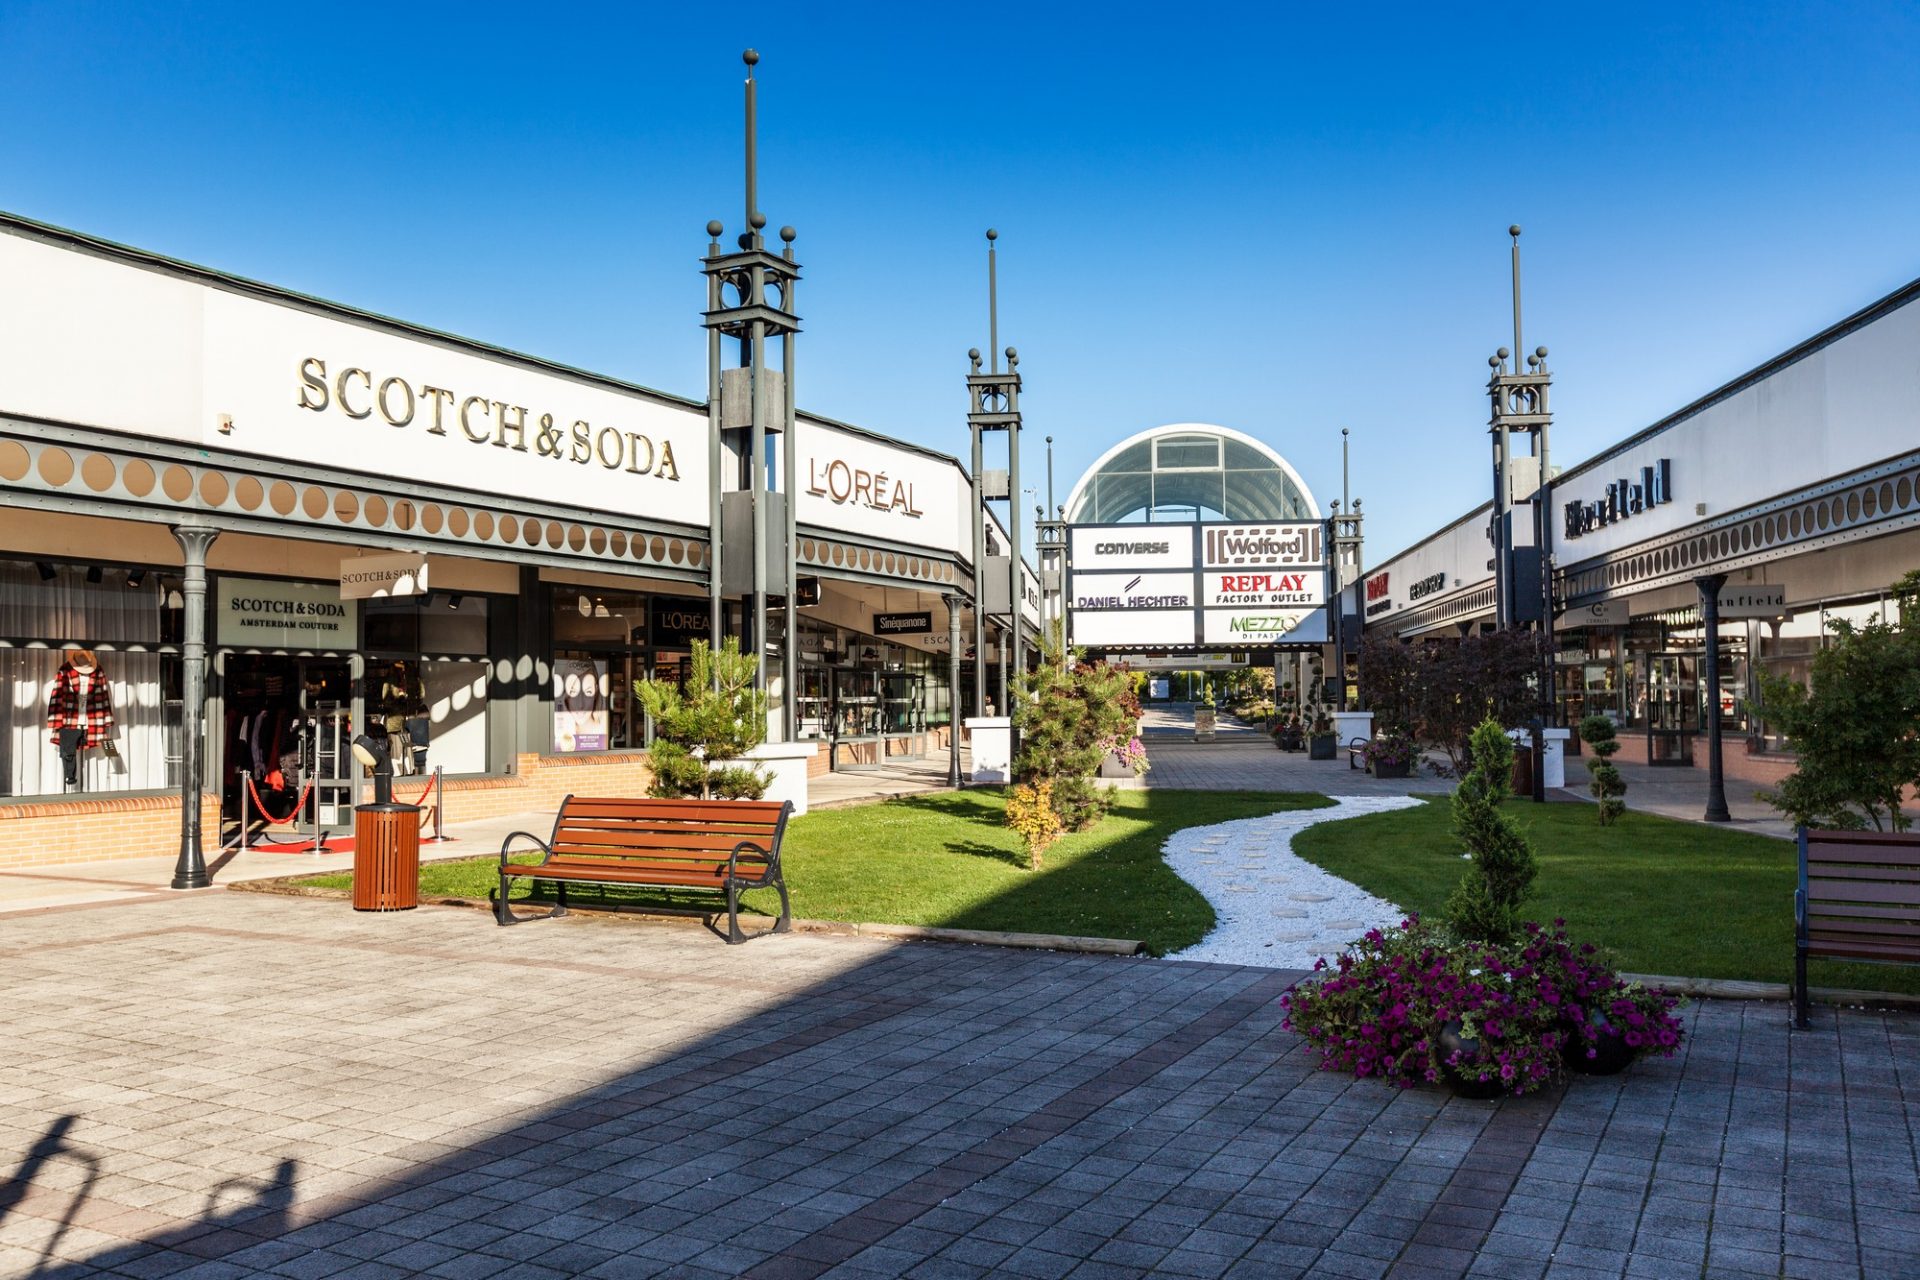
1579, 713, 1627, 825
633, 638, 770, 800
1445, 718, 1538, 944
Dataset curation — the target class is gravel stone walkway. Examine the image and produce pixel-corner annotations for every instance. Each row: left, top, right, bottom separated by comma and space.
1164, 796, 1426, 969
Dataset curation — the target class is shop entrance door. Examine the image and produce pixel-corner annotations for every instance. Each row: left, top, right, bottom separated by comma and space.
220, 655, 352, 826
1645, 652, 1697, 766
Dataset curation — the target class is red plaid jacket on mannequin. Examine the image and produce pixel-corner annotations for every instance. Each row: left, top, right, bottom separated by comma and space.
47, 662, 115, 748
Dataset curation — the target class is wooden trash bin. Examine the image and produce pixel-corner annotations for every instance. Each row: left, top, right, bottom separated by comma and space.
352, 803, 421, 911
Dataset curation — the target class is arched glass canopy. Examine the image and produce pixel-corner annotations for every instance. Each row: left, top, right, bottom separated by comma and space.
1062, 424, 1319, 524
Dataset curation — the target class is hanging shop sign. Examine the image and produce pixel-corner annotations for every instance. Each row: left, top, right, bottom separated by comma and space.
217, 577, 358, 648
1562, 459, 1672, 540
649, 598, 710, 648
1555, 598, 1630, 631
551, 657, 610, 752
1716, 585, 1787, 619
339, 552, 429, 600
873, 611, 932, 636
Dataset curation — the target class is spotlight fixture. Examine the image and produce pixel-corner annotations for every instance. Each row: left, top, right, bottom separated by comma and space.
126, 568, 147, 588
447, 593, 464, 611
85, 565, 103, 584
35, 561, 56, 581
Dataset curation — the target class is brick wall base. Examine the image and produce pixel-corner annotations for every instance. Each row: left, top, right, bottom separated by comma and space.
0, 753, 656, 872
0, 793, 221, 871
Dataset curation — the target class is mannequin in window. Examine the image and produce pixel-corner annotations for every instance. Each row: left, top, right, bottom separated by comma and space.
47, 648, 115, 787
375, 661, 427, 776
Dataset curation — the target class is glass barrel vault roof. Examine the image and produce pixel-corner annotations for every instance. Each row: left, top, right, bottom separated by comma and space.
1062, 425, 1318, 524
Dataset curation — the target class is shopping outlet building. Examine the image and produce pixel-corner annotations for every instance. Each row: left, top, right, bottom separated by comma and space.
1358, 271, 1920, 783
0, 213, 1036, 869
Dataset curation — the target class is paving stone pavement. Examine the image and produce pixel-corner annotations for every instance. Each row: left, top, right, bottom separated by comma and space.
1, 891, 1916, 1280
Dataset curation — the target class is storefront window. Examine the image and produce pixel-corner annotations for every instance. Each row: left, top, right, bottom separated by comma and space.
362, 594, 490, 776
549, 587, 651, 752
0, 559, 183, 798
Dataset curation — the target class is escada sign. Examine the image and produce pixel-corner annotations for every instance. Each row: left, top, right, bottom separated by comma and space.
806, 458, 922, 518
1564, 459, 1672, 540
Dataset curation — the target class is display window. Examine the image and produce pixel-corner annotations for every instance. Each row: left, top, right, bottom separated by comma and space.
0, 559, 184, 799
548, 586, 673, 752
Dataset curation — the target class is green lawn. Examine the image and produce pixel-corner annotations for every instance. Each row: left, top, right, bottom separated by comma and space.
302, 789, 1331, 955
1290, 797, 1919, 993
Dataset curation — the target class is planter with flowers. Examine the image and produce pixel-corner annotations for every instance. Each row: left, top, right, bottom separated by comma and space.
1096, 734, 1150, 779
1361, 730, 1417, 779
1306, 709, 1337, 760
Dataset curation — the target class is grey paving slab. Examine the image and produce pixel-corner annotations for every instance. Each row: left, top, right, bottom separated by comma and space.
0, 892, 1913, 1280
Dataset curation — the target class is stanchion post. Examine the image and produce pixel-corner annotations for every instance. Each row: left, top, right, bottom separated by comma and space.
239, 769, 251, 851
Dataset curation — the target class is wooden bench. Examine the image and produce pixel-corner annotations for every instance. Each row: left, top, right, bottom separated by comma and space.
1794, 826, 1920, 1028
1346, 738, 1368, 770
495, 795, 793, 944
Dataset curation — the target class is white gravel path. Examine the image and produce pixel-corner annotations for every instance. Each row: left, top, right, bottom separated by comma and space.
1162, 795, 1426, 969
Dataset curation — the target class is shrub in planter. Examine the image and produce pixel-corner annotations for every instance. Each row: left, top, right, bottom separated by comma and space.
1307, 709, 1337, 760
1361, 731, 1417, 778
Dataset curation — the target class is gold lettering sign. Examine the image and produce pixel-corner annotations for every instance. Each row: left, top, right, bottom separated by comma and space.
295, 356, 681, 483
806, 457, 922, 518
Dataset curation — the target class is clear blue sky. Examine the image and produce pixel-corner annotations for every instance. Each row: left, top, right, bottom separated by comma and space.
5, 2, 1918, 560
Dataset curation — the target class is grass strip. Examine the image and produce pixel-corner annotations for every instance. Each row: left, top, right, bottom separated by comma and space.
1289, 797, 1920, 993
301, 788, 1331, 956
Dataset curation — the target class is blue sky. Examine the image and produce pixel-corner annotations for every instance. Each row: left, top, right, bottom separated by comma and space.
5, 2, 1919, 559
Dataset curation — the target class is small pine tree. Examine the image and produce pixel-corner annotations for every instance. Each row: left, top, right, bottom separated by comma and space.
1579, 713, 1627, 825
1445, 718, 1538, 944
632, 638, 770, 800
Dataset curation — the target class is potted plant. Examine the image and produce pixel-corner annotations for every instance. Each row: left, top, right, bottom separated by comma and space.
1096, 734, 1150, 779
1307, 709, 1337, 760
1361, 729, 1417, 779
1194, 681, 1217, 741
1271, 716, 1303, 752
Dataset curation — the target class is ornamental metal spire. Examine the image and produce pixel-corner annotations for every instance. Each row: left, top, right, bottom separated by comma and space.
702, 49, 801, 738
967, 229, 1025, 716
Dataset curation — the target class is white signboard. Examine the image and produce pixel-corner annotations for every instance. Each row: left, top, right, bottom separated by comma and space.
0, 231, 708, 524
1718, 585, 1787, 619
1202, 569, 1323, 609
1555, 598, 1629, 631
1202, 607, 1328, 646
552, 657, 611, 752
1200, 522, 1323, 568
340, 552, 429, 600
1070, 572, 1195, 611
1068, 525, 1194, 571
1071, 611, 1196, 647
217, 577, 358, 648
795, 419, 970, 555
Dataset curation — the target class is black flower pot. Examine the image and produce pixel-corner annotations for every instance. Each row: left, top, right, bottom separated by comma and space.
1308, 733, 1337, 760
1564, 1031, 1635, 1076
1372, 759, 1411, 779
1437, 1021, 1505, 1099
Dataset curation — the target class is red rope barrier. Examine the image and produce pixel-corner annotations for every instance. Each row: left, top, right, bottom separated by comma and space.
397, 774, 436, 807
246, 775, 314, 826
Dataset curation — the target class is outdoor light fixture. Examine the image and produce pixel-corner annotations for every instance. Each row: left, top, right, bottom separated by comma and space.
85, 565, 103, 584
35, 561, 56, 581
351, 733, 394, 806
125, 568, 147, 588
446, 593, 463, 610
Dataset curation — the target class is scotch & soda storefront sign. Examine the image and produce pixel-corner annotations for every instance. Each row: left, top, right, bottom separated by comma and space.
217, 577, 358, 648
0, 233, 709, 525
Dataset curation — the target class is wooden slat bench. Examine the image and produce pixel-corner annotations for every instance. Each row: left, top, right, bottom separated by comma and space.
494, 795, 793, 944
1794, 826, 1920, 1028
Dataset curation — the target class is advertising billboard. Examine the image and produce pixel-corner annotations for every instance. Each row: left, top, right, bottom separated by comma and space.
1067, 521, 1328, 650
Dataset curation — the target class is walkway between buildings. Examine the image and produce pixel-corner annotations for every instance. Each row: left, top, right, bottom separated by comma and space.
2, 888, 1912, 1279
